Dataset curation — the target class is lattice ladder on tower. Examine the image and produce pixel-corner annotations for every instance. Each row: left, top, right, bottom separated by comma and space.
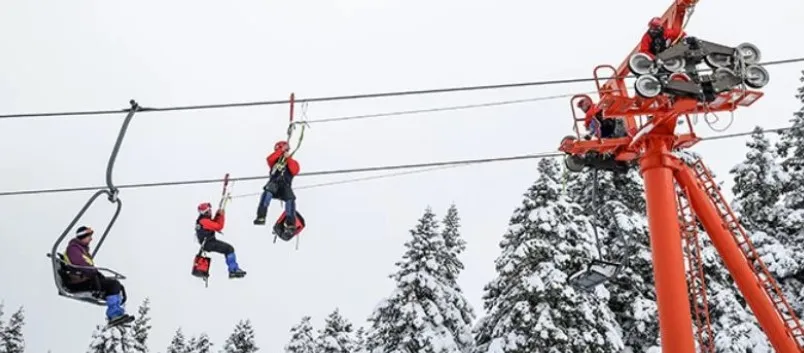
690, 158, 804, 348
676, 185, 715, 353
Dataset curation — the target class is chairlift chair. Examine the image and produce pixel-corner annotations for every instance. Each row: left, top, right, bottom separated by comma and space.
46, 252, 127, 306
569, 259, 623, 292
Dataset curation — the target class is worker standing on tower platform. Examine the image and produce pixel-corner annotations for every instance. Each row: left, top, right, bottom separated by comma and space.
577, 97, 624, 140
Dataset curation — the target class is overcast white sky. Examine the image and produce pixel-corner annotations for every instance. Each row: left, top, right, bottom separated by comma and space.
0, 1, 802, 352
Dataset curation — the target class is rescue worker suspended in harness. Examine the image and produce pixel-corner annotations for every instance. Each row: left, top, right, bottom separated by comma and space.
196, 202, 246, 278
639, 17, 685, 56
253, 140, 300, 234
64, 226, 134, 326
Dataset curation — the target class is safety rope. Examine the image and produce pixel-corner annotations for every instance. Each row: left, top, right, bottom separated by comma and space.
49, 100, 140, 296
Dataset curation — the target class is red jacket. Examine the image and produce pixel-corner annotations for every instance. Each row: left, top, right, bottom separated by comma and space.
583, 105, 603, 129
267, 150, 300, 176
639, 27, 684, 55
198, 211, 225, 232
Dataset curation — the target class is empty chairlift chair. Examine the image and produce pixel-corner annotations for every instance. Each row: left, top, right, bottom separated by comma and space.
569, 259, 623, 292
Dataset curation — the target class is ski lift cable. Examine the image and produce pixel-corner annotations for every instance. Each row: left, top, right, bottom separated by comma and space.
0, 126, 791, 198
0, 57, 801, 120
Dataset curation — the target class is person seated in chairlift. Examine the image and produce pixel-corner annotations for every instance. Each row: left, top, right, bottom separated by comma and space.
63, 226, 134, 326
578, 97, 622, 140
639, 17, 686, 56
196, 202, 246, 278
253, 140, 300, 238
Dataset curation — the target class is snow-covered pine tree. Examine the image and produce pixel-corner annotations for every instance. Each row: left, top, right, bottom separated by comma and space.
166, 328, 189, 353
773, 70, 804, 318
567, 167, 660, 351
315, 308, 356, 353
473, 158, 623, 353
190, 333, 213, 353
364, 206, 476, 353
131, 298, 152, 353
774, 70, 804, 256
440, 203, 466, 288
87, 325, 137, 353
438, 204, 476, 352
285, 316, 316, 353
222, 320, 258, 353
354, 327, 366, 351
730, 126, 800, 278
0, 303, 5, 345
2, 306, 24, 353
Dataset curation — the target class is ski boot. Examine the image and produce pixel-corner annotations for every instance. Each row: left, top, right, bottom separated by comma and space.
107, 314, 135, 328
229, 269, 247, 279
225, 253, 246, 279
253, 207, 267, 225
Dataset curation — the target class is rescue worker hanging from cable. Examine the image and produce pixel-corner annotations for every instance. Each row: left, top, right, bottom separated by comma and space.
253, 140, 300, 236
64, 226, 135, 327
639, 17, 686, 56
196, 202, 246, 278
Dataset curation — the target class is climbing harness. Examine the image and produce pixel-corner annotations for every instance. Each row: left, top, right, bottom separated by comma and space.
47, 100, 140, 306
568, 168, 634, 292
192, 173, 233, 287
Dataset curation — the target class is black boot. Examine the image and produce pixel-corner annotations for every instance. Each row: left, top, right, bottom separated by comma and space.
107, 314, 135, 328
229, 269, 247, 278
253, 207, 267, 225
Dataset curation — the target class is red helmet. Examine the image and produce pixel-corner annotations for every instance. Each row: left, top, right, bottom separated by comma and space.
649, 17, 663, 28
198, 202, 212, 215
274, 140, 289, 151
576, 97, 593, 111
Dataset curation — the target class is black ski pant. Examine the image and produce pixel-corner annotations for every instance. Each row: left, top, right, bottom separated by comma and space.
66, 274, 123, 297
202, 237, 235, 255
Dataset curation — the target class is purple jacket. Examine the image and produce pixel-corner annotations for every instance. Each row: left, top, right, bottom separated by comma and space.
64, 238, 97, 276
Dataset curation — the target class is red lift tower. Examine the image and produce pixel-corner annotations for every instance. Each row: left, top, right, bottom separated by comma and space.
558, 1, 804, 352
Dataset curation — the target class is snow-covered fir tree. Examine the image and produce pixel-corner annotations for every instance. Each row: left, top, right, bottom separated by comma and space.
438, 204, 476, 352
364, 206, 476, 353
285, 316, 316, 353
440, 203, 467, 288
0, 303, 5, 347
87, 324, 136, 353
730, 127, 800, 278
2, 306, 24, 353
131, 298, 152, 353
774, 70, 804, 255
354, 327, 366, 351
222, 320, 258, 353
166, 328, 190, 353
315, 308, 356, 353
731, 127, 789, 228
473, 158, 623, 353
191, 333, 213, 353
